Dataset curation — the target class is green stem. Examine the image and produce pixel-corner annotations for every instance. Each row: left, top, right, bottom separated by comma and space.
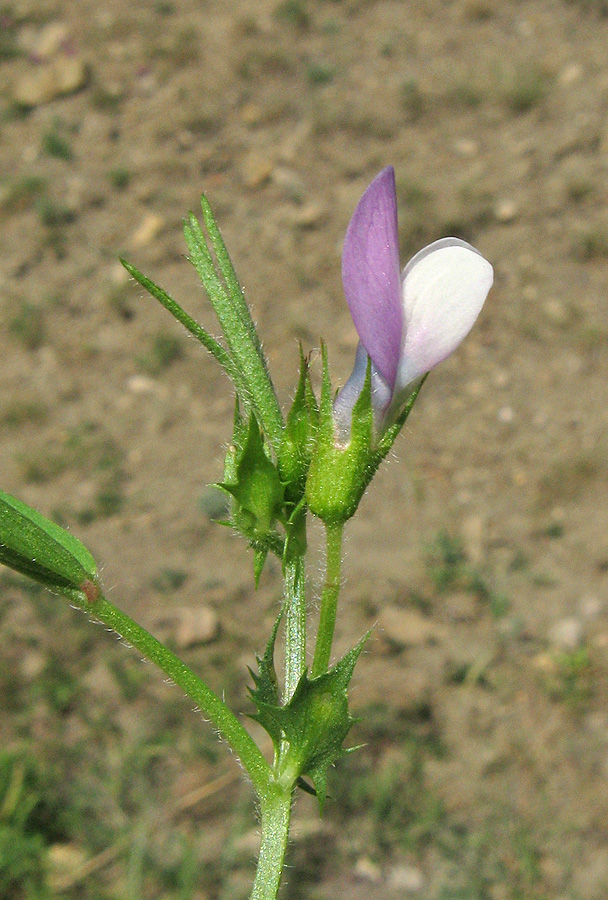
283, 550, 306, 702
311, 522, 344, 678
250, 784, 293, 900
85, 593, 271, 797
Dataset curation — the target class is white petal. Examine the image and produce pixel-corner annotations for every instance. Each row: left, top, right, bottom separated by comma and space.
395, 238, 493, 393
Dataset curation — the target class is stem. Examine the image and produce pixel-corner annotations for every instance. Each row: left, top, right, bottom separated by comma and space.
311, 522, 344, 678
85, 593, 271, 797
283, 550, 306, 702
250, 784, 293, 900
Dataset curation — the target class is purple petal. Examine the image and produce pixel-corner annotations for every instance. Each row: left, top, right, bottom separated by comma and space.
394, 237, 493, 396
341, 167, 403, 389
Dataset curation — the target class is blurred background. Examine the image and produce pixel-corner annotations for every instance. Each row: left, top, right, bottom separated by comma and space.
1, 1, 608, 898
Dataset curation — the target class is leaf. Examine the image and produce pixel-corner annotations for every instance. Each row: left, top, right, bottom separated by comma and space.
251, 633, 369, 812
0, 489, 98, 598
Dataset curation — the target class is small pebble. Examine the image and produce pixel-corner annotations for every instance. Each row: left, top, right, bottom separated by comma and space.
273, 166, 305, 200
172, 606, 219, 650
387, 864, 424, 892
543, 299, 568, 326
131, 212, 165, 248
240, 150, 273, 188
444, 591, 478, 623
494, 199, 518, 223
109, 261, 130, 285
354, 857, 382, 883
462, 513, 485, 565
47, 843, 88, 889
453, 138, 478, 157
548, 617, 584, 652
378, 606, 443, 648
559, 63, 582, 86
30, 22, 69, 59
291, 201, 325, 228
579, 596, 602, 620
522, 284, 538, 302
127, 374, 156, 394
13, 56, 87, 106
241, 102, 263, 126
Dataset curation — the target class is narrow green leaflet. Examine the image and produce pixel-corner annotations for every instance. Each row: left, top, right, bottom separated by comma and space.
0, 489, 98, 597
183, 210, 284, 451
200, 194, 266, 365
120, 259, 251, 402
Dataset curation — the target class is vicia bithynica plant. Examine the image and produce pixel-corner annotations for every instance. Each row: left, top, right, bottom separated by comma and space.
0, 166, 493, 900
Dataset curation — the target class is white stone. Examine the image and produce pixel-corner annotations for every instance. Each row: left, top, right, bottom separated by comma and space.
13, 56, 87, 106
172, 606, 219, 649
387, 863, 424, 892
131, 212, 165, 248
354, 856, 382, 883
378, 606, 443, 648
35, 22, 69, 58
548, 617, 584, 651
494, 199, 518, 223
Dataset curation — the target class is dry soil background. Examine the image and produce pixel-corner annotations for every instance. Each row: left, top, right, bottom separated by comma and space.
1, 1, 608, 899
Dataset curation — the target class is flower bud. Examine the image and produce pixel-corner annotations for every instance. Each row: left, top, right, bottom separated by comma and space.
305, 346, 376, 525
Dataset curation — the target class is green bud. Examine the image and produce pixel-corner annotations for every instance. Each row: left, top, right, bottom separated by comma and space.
0, 489, 99, 601
219, 412, 285, 544
305, 345, 377, 525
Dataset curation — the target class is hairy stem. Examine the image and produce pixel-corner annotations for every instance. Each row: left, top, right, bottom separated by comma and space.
250, 783, 293, 900
84, 593, 271, 796
283, 550, 306, 701
311, 522, 344, 678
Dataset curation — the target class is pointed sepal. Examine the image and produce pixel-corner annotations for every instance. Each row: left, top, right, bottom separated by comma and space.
253, 548, 268, 588
248, 611, 283, 746
375, 374, 427, 459
278, 347, 319, 499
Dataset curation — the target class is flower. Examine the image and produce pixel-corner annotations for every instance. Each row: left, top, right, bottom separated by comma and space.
334, 166, 494, 437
